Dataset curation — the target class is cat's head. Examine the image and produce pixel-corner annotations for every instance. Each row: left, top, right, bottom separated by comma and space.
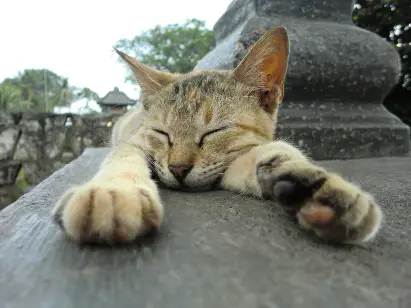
116, 26, 289, 191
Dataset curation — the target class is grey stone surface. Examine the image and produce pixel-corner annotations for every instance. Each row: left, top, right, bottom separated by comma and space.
1, 148, 410, 308
0, 128, 19, 160
0, 185, 21, 211
195, 0, 411, 159
0, 160, 21, 210
276, 102, 410, 159
0, 160, 21, 186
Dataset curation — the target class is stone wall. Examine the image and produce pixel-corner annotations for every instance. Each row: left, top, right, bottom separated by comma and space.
0, 112, 120, 209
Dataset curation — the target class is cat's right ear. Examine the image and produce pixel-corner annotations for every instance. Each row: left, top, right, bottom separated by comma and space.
231, 26, 289, 114
114, 48, 180, 108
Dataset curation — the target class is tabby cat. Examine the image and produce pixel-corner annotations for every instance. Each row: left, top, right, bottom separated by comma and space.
52, 26, 382, 245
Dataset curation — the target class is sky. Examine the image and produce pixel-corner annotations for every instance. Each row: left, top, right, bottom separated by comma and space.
0, 0, 232, 112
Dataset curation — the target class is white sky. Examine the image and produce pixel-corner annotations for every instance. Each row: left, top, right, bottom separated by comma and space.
0, 0, 232, 111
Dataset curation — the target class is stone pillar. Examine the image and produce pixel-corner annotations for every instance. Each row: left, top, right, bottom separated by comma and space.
195, 0, 410, 160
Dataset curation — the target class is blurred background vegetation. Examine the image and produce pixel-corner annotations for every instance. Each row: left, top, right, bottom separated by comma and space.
114, 19, 216, 79
353, 0, 411, 127
0, 69, 100, 113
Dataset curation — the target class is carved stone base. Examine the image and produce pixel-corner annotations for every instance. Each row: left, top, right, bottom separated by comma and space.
276, 102, 410, 159
195, 0, 410, 160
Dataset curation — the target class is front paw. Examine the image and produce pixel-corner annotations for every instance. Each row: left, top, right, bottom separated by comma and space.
257, 160, 383, 244
52, 180, 163, 244
257, 159, 327, 208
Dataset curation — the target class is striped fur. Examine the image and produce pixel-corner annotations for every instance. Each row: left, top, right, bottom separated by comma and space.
52, 27, 382, 245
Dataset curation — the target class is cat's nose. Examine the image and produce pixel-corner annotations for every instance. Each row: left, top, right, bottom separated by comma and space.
169, 164, 193, 182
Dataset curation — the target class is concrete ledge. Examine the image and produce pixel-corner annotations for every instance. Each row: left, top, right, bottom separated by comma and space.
1, 148, 410, 307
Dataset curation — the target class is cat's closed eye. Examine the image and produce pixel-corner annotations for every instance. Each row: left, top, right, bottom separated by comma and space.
198, 127, 229, 147
151, 129, 172, 146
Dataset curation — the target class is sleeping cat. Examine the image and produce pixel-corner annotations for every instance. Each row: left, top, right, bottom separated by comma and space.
52, 26, 383, 244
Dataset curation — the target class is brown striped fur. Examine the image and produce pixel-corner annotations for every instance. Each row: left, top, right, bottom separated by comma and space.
52, 27, 382, 245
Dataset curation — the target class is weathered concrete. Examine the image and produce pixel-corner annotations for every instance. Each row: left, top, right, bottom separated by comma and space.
195, 0, 411, 159
1, 148, 410, 308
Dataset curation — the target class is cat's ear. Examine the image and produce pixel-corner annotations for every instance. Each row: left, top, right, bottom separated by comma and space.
232, 26, 289, 114
114, 48, 180, 107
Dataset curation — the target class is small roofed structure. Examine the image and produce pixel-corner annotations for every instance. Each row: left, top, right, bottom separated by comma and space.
97, 87, 137, 114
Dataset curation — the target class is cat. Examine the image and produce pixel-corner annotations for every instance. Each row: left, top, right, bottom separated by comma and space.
52, 26, 383, 245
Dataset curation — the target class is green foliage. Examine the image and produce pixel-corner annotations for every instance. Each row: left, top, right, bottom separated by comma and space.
1, 69, 100, 113
76, 87, 101, 113
2, 69, 76, 112
0, 83, 31, 111
353, 0, 411, 126
115, 18, 216, 82
15, 168, 28, 192
76, 87, 100, 102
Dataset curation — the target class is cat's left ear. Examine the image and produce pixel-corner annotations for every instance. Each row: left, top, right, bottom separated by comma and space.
114, 48, 181, 108
231, 26, 289, 114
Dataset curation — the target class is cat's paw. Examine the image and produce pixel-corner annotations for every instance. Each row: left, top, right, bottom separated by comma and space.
257, 159, 383, 244
52, 180, 163, 244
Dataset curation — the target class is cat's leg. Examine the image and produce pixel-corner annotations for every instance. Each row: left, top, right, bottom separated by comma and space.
221, 141, 383, 244
52, 142, 163, 244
